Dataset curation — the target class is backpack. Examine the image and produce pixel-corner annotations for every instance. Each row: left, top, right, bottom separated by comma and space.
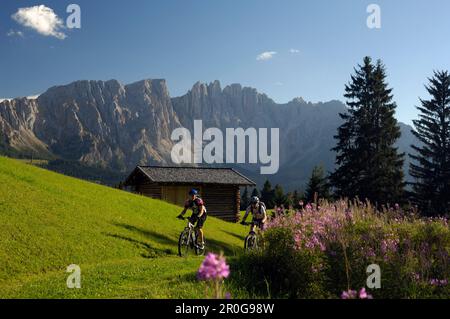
258, 201, 266, 213
249, 202, 266, 214
191, 197, 206, 214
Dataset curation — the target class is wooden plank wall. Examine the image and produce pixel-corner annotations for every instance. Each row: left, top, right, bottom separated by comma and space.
162, 185, 203, 207
134, 180, 241, 222
202, 185, 240, 222
136, 182, 162, 199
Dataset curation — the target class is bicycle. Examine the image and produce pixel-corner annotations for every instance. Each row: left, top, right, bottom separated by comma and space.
177, 216, 206, 257
241, 221, 264, 252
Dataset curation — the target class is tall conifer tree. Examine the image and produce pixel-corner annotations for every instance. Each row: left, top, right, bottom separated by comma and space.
409, 71, 450, 216
330, 57, 405, 204
305, 165, 330, 202
260, 179, 275, 208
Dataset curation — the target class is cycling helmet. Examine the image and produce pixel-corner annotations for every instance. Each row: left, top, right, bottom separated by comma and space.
250, 196, 260, 204
189, 189, 198, 196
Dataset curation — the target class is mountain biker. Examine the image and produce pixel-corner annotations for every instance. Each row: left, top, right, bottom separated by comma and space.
241, 196, 267, 233
177, 189, 207, 249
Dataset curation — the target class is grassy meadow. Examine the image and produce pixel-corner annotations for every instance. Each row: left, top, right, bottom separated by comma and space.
0, 156, 250, 298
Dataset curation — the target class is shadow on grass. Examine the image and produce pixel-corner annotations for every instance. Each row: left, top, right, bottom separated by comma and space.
112, 222, 242, 257
222, 230, 247, 241
206, 238, 242, 257
104, 233, 174, 258
113, 222, 178, 246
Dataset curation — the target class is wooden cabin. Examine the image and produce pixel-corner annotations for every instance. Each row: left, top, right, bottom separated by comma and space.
124, 166, 256, 222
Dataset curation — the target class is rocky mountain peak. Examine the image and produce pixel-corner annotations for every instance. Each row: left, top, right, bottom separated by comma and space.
125, 79, 168, 93
290, 97, 306, 104
0, 78, 417, 189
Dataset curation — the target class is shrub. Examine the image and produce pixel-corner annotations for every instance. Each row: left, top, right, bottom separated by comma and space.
232, 200, 450, 299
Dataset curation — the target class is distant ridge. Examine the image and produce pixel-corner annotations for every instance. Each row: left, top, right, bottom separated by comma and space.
0, 79, 417, 189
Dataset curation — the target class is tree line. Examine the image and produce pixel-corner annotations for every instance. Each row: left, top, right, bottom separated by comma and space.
244, 57, 450, 217
241, 165, 331, 210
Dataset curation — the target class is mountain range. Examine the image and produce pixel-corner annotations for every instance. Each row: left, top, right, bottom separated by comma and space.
0, 79, 417, 190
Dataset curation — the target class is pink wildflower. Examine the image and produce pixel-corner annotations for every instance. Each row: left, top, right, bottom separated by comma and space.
341, 289, 357, 299
341, 288, 373, 299
358, 288, 373, 299
429, 279, 448, 287
197, 253, 230, 281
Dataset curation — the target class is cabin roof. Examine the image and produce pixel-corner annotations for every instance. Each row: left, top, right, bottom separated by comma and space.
125, 166, 256, 186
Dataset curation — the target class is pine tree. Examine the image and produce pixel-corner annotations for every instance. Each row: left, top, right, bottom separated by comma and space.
330, 56, 405, 205
285, 192, 297, 210
409, 71, 450, 216
273, 184, 286, 206
260, 179, 275, 208
305, 165, 330, 202
292, 190, 303, 209
251, 187, 261, 199
241, 187, 250, 210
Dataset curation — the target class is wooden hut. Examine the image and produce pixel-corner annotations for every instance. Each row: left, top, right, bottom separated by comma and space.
124, 166, 256, 222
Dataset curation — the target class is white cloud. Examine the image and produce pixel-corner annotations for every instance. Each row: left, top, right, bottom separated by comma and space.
289, 48, 300, 54
274, 82, 283, 86
256, 51, 277, 61
12, 5, 66, 40
7, 29, 24, 37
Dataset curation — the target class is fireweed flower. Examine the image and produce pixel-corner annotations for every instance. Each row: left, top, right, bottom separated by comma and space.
258, 200, 447, 298
341, 289, 357, 299
197, 253, 230, 281
364, 247, 376, 258
380, 234, 399, 261
411, 272, 421, 281
267, 201, 355, 252
358, 288, 373, 299
429, 279, 448, 287
341, 288, 373, 299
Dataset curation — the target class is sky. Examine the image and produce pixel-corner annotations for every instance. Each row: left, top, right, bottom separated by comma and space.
1, 0, 450, 125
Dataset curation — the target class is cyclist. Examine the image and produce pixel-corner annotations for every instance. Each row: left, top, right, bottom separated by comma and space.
177, 189, 207, 249
241, 196, 267, 233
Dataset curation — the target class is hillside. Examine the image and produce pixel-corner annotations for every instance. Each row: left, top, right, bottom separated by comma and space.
0, 156, 248, 298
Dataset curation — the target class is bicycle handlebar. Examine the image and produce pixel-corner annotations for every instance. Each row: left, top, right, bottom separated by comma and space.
178, 216, 196, 229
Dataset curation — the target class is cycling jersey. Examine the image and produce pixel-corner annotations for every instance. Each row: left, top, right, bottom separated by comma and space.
184, 197, 206, 215
245, 202, 266, 220
185, 197, 207, 229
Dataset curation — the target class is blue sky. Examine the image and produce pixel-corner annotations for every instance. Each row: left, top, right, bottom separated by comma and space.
1, 0, 450, 124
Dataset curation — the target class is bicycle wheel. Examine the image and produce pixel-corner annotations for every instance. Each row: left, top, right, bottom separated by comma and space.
178, 229, 190, 257
244, 234, 257, 251
195, 238, 206, 256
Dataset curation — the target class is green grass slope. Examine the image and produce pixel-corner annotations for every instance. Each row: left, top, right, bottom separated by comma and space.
0, 156, 249, 298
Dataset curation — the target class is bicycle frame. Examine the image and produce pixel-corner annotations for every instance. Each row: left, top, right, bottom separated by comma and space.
185, 221, 196, 245
178, 219, 205, 256
243, 222, 264, 251
244, 221, 263, 236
